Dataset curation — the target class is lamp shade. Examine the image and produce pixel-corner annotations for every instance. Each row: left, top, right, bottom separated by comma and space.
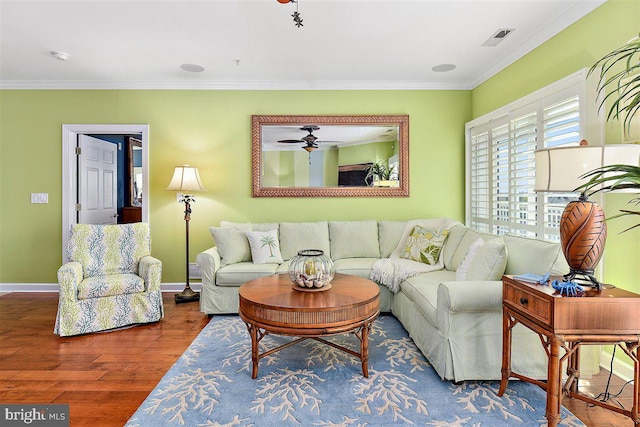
166, 165, 207, 192
535, 144, 640, 192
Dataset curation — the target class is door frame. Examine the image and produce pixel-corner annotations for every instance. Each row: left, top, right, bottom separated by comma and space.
62, 124, 150, 263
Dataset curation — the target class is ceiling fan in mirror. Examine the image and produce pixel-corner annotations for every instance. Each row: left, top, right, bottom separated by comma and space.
278, 125, 322, 153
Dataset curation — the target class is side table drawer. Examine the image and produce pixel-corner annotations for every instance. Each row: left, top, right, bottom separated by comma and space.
503, 283, 551, 328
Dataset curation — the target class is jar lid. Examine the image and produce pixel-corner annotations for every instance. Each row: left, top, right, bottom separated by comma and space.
297, 249, 324, 257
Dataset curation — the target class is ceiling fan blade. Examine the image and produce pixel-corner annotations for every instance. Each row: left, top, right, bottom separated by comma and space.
277, 139, 303, 143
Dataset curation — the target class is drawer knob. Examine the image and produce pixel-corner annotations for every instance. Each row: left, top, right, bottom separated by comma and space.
519, 297, 528, 305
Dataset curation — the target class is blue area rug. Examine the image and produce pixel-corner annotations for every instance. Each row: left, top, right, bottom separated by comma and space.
125, 315, 584, 426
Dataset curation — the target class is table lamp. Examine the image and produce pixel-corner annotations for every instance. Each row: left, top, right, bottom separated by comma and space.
166, 165, 207, 303
535, 141, 640, 289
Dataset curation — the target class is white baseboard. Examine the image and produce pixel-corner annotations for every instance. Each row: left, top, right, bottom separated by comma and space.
600, 349, 634, 382
0, 282, 202, 293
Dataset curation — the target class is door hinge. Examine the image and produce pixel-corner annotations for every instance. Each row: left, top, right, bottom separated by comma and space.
75, 203, 81, 211
75, 147, 81, 155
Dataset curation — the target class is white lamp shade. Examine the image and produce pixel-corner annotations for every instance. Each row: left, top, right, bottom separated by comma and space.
535, 144, 640, 192
166, 165, 207, 192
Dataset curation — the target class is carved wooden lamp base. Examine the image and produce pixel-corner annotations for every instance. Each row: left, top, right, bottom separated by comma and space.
560, 195, 607, 290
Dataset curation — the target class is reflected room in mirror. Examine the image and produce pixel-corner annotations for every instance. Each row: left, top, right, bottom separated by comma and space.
252, 115, 409, 197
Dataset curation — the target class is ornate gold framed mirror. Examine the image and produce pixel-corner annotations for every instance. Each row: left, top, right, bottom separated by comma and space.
252, 115, 409, 197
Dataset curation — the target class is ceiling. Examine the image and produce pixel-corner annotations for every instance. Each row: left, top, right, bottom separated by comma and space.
0, 0, 606, 90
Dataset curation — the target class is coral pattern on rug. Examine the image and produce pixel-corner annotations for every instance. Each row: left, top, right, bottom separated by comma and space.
125, 315, 584, 426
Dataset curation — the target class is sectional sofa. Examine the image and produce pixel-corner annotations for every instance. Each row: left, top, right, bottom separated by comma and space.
196, 218, 587, 382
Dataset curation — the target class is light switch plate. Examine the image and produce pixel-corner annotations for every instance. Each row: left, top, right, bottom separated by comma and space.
31, 193, 48, 204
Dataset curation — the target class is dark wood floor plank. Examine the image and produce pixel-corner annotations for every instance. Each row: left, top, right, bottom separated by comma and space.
0, 292, 635, 426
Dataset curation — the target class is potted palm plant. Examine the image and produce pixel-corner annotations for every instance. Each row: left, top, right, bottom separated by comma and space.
575, 34, 640, 232
365, 160, 396, 187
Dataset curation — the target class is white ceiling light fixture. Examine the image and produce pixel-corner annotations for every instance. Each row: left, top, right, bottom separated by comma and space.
50, 51, 69, 61
180, 64, 205, 73
432, 64, 456, 72
481, 28, 515, 47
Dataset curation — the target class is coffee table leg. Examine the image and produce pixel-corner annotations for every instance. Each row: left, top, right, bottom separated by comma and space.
361, 322, 371, 378
248, 323, 259, 379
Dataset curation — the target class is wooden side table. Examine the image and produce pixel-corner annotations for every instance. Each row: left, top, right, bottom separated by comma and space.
499, 275, 640, 426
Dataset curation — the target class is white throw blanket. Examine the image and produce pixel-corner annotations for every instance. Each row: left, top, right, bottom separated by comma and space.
370, 218, 461, 293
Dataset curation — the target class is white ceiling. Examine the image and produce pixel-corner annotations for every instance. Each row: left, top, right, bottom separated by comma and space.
0, 0, 606, 90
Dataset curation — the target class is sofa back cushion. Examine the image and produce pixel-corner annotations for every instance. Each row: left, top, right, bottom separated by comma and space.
503, 234, 565, 275
378, 220, 407, 258
279, 221, 331, 261
442, 225, 496, 272
329, 220, 380, 260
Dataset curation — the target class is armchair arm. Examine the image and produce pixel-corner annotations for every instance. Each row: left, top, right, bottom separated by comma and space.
139, 256, 162, 292
196, 247, 221, 288
57, 262, 83, 301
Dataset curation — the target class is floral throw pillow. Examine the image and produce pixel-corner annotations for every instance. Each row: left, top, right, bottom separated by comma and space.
245, 229, 284, 264
400, 226, 450, 265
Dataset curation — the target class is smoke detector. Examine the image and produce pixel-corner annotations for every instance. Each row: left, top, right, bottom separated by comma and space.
50, 51, 69, 61
481, 29, 515, 47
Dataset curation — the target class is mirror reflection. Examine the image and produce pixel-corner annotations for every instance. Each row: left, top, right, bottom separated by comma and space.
252, 115, 409, 197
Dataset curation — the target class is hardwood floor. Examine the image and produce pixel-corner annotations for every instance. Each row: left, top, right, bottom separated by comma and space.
0, 293, 635, 426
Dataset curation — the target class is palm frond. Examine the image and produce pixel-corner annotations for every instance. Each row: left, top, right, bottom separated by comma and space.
588, 34, 640, 136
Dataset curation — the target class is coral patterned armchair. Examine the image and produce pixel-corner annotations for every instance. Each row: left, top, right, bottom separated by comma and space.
54, 223, 164, 336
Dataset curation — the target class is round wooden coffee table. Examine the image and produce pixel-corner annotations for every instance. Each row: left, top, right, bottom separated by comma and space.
239, 273, 380, 379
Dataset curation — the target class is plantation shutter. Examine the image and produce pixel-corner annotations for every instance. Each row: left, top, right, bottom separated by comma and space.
466, 73, 588, 240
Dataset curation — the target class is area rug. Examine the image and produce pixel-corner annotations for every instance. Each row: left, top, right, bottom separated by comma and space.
125, 315, 584, 426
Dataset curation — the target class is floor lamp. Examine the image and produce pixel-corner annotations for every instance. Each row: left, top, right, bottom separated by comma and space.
166, 165, 207, 303
535, 142, 640, 289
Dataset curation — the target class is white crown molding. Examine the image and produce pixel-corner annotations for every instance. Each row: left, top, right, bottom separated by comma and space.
0, 79, 472, 91
0, 282, 201, 293
469, 0, 606, 89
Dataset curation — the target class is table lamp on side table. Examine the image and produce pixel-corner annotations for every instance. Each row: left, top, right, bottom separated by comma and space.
535, 141, 640, 289
166, 165, 207, 303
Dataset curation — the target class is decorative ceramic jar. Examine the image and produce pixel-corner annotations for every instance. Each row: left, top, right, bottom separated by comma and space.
289, 249, 335, 290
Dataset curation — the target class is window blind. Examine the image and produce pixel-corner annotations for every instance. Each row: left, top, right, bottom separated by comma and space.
467, 73, 587, 240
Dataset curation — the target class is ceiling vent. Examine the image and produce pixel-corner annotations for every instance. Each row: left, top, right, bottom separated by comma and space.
481, 28, 515, 47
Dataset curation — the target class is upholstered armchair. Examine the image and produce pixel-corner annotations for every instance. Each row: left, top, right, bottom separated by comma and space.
54, 223, 164, 336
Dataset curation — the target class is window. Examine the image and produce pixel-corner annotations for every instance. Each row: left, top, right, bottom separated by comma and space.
466, 70, 599, 240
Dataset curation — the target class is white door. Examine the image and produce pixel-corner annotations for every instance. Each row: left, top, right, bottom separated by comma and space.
78, 135, 118, 224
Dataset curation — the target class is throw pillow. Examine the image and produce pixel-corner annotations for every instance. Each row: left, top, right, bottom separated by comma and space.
245, 229, 284, 264
399, 226, 449, 265
209, 226, 252, 266
455, 237, 485, 281
466, 238, 508, 281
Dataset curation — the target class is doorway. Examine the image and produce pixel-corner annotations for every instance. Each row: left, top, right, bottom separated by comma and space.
62, 124, 149, 263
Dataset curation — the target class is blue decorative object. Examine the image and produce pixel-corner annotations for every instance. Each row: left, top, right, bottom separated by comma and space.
551, 279, 584, 297
514, 271, 550, 285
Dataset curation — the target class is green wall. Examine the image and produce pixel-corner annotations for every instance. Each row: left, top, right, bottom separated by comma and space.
0, 90, 470, 284
472, 0, 640, 293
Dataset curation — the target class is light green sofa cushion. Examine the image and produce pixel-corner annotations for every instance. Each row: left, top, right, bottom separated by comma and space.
443, 226, 495, 272
279, 221, 331, 261
333, 257, 378, 279
503, 234, 562, 275
215, 262, 279, 286
465, 238, 508, 281
329, 220, 380, 260
209, 226, 251, 266
378, 220, 407, 258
